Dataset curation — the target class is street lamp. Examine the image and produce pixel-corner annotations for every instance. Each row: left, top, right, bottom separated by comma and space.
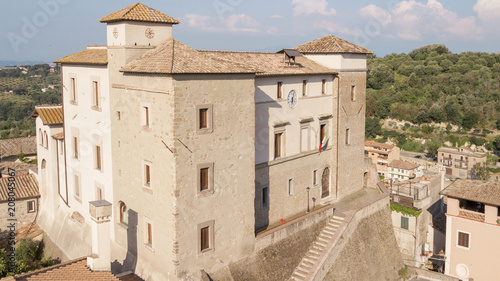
306, 187, 311, 213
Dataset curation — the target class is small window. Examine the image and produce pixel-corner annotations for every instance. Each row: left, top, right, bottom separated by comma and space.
199, 108, 208, 129
70, 77, 76, 102
313, 170, 318, 186
351, 85, 356, 101
92, 81, 100, 109
401, 216, 409, 230
200, 168, 209, 191
197, 163, 214, 194
345, 128, 350, 145
302, 80, 307, 96
274, 132, 283, 159
261, 186, 269, 207
74, 174, 81, 199
144, 163, 151, 187
198, 220, 214, 253
119, 201, 128, 225
96, 185, 103, 200
196, 105, 213, 133
201, 226, 210, 251
320, 124, 326, 146
146, 222, 153, 246
458, 231, 469, 248
277, 82, 283, 99
27, 200, 36, 213
95, 145, 102, 170
288, 178, 294, 196
44, 131, 48, 149
117, 111, 121, 120
73, 137, 79, 159
322, 79, 326, 95
142, 106, 150, 128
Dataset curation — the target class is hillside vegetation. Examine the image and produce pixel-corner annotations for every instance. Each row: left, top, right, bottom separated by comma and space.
0, 64, 61, 139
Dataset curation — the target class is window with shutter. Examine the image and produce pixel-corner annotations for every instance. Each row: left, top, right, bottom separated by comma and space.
200, 168, 209, 191
274, 132, 282, 159
201, 226, 209, 251
95, 145, 102, 170
401, 216, 409, 230
277, 82, 283, 99
458, 231, 469, 248
200, 108, 208, 129
74, 137, 78, 159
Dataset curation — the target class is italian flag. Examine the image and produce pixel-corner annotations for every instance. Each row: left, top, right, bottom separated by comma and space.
319, 131, 328, 151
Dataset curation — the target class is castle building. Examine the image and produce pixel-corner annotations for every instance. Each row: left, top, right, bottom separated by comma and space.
33, 3, 371, 280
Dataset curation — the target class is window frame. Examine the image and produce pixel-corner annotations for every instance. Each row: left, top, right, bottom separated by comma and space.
119, 201, 128, 226
141, 103, 151, 130
261, 186, 269, 208
144, 218, 154, 250
69, 75, 77, 104
43, 131, 48, 149
198, 220, 215, 254
300, 125, 310, 153
27, 200, 36, 213
143, 160, 152, 189
273, 129, 285, 160
91, 77, 101, 110
345, 128, 351, 145
401, 216, 409, 230
95, 145, 102, 171
457, 231, 470, 249
73, 136, 79, 159
321, 79, 326, 95
197, 163, 214, 195
196, 104, 213, 134
287, 177, 294, 197
302, 80, 307, 96
351, 85, 356, 101
313, 169, 318, 187
277, 81, 283, 99
95, 183, 104, 201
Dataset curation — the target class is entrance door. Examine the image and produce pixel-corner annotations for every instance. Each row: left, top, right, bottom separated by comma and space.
322, 167, 330, 198
446, 168, 452, 176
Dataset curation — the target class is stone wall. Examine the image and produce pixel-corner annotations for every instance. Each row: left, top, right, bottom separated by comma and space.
0, 198, 38, 234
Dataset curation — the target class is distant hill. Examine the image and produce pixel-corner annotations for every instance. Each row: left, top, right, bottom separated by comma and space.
0, 61, 54, 68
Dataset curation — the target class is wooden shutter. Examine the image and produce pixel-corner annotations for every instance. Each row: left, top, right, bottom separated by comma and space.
145, 165, 151, 185
200, 168, 209, 191
458, 232, 469, 248
401, 217, 409, 230
145, 107, 149, 126
147, 223, 152, 245
96, 146, 101, 170
201, 226, 209, 251
274, 133, 281, 158
200, 108, 208, 129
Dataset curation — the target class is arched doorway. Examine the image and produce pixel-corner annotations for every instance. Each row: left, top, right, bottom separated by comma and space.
321, 167, 330, 198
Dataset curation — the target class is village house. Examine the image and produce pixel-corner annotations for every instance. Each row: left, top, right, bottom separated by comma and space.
437, 147, 486, 179
388, 159, 423, 181
441, 180, 500, 281
364, 140, 401, 178
32, 3, 374, 280
0, 136, 37, 177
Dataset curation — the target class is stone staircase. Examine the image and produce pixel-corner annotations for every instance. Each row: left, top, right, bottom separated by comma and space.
291, 215, 345, 281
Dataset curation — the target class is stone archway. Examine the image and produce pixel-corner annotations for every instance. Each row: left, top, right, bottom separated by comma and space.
322, 167, 330, 198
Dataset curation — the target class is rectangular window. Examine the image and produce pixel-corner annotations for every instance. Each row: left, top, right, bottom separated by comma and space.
70, 77, 76, 102
96, 186, 103, 200
301, 126, 309, 152
27, 200, 36, 213
95, 145, 102, 170
117, 111, 121, 120
401, 216, 409, 230
200, 167, 209, 191
73, 137, 78, 159
274, 132, 283, 159
147, 222, 153, 246
277, 82, 283, 99
288, 178, 294, 196
262, 186, 269, 207
313, 170, 318, 186
199, 108, 208, 129
74, 174, 80, 199
302, 80, 307, 96
92, 81, 99, 108
320, 124, 326, 144
142, 106, 150, 128
345, 128, 350, 145
201, 226, 209, 251
322, 79, 326, 95
458, 231, 469, 248
144, 164, 151, 187
351, 85, 356, 101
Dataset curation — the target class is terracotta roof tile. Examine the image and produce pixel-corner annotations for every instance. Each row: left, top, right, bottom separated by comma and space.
294, 35, 372, 54
30, 106, 63, 125
99, 3, 179, 24
364, 140, 395, 150
52, 132, 64, 140
55, 49, 107, 65
0, 136, 37, 158
389, 159, 419, 171
440, 180, 500, 207
8, 257, 120, 281
0, 174, 40, 202
0, 162, 36, 176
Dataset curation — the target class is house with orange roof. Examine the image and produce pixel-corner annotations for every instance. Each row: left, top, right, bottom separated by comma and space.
364, 140, 401, 178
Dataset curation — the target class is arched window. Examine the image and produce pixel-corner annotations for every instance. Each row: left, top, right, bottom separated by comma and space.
39, 129, 43, 146
119, 201, 128, 225
44, 131, 48, 149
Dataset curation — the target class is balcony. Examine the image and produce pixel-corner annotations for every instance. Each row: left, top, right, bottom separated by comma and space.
459, 209, 485, 222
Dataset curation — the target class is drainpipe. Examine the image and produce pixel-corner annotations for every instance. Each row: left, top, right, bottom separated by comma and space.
335, 74, 340, 200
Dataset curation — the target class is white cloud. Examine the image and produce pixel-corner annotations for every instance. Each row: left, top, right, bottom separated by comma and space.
270, 15, 283, 19
313, 20, 359, 36
184, 13, 260, 33
291, 0, 336, 16
474, 0, 500, 22
357, 0, 480, 41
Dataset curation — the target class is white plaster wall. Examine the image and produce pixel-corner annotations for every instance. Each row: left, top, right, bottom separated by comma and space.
106, 22, 173, 47
304, 54, 367, 71
255, 75, 335, 164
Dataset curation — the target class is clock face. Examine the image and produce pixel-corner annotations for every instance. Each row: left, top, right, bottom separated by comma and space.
113, 27, 118, 39
287, 90, 297, 108
145, 28, 155, 39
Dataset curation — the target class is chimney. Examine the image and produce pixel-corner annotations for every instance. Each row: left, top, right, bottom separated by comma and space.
87, 200, 112, 271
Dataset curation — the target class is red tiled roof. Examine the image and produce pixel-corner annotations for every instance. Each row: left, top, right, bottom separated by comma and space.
99, 3, 180, 24
389, 159, 419, 171
0, 174, 40, 202
364, 140, 394, 150
30, 106, 63, 125
4, 257, 120, 281
0, 136, 37, 158
0, 162, 36, 176
294, 35, 372, 54
55, 49, 108, 65
441, 180, 500, 207
52, 132, 64, 140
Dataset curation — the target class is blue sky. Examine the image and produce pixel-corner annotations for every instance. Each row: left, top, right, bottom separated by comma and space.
1, 0, 500, 62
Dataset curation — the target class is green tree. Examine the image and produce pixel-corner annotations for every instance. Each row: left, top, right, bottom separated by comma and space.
462, 112, 479, 131
470, 162, 490, 180
368, 64, 394, 90
365, 117, 382, 138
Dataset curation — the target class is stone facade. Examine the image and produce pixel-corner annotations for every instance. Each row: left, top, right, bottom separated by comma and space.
438, 147, 486, 179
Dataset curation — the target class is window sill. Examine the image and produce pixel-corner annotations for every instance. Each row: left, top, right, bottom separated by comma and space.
145, 243, 155, 253
117, 222, 128, 230
197, 189, 214, 197
196, 128, 213, 135
91, 106, 102, 112
198, 248, 214, 255
70, 101, 78, 106
74, 196, 82, 203
142, 126, 151, 132
142, 186, 153, 194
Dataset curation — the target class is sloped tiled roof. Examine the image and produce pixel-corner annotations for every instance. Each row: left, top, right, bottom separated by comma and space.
294, 35, 372, 54
441, 180, 500, 207
122, 39, 337, 76
52, 132, 64, 140
3, 257, 120, 281
55, 49, 108, 65
364, 140, 394, 150
0, 136, 37, 158
0, 174, 40, 202
0, 162, 36, 176
30, 106, 63, 125
99, 3, 180, 24
389, 160, 419, 171
121, 39, 256, 74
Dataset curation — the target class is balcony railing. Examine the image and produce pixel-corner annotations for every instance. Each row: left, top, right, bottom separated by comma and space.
459, 209, 485, 222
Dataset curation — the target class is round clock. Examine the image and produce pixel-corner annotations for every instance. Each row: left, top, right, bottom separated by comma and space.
145, 28, 155, 39
113, 27, 118, 39
287, 90, 297, 108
